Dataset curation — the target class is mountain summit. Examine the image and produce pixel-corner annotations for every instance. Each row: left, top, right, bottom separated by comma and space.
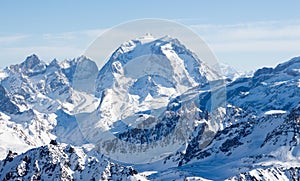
74, 35, 222, 163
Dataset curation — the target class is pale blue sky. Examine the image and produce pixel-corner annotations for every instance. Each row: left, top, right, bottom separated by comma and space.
1, 0, 300, 71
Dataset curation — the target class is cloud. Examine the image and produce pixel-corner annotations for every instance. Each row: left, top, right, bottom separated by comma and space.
43, 32, 76, 41
42, 29, 107, 41
81, 29, 107, 38
211, 40, 300, 52
0, 34, 29, 44
187, 20, 300, 70
190, 20, 300, 52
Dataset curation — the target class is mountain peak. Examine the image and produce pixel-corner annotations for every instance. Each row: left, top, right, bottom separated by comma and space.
159, 35, 176, 41
73, 56, 98, 93
135, 33, 155, 43
49, 58, 60, 68
121, 35, 180, 48
77, 55, 91, 62
20, 54, 46, 76
23, 54, 41, 67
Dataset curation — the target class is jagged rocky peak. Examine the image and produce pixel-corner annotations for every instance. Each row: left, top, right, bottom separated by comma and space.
59, 58, 80, 84
72, 55, 98, 93
60, 58, 77, 69
48, 58, 60, 68
73, 55, 98, 79
22, 54, 42, 68
62, 56, 97, 83
19, 54, 47, 76
0, 142, 145, 181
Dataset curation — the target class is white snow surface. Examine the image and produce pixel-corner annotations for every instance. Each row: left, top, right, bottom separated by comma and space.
265, 110, 287, 115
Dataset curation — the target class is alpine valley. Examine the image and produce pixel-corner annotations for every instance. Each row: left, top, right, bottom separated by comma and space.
0, 35, 300, 181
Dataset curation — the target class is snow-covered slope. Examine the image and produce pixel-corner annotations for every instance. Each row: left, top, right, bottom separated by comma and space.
151, 57, 300, 180
1, 36, 300, 180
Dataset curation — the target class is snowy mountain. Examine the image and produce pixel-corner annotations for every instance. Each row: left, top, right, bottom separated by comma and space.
155, 57, 300, 180
0, 142, 145, 181
0, 36, 300, 180
77, 35, 223, 164
213, 63, 242, 81
213, 62, 254, 82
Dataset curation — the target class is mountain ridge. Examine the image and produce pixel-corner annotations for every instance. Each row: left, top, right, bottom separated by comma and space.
0, 36, 300, 180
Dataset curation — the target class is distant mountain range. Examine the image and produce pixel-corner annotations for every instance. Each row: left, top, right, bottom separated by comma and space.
0, 36, 300, 180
